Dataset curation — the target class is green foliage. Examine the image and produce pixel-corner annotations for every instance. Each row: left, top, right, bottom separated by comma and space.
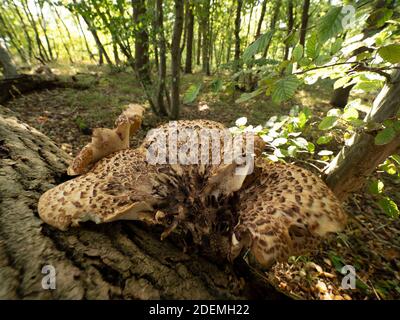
378, 44, 400, 64
317, 6, 345, 43
183, 83, 202, 104
271, 76, 300, 104
242, 31, 273, 63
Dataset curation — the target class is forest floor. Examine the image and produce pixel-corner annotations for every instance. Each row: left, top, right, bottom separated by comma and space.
4, 63, 400, 300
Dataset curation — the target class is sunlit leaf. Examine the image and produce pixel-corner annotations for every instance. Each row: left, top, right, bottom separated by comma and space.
378, 44, 400, 64
368, 180, 384, 195
317, 6, 344, 42
317, 135, 333, 145
183, 83, 202, 104
292, 44, 304, 62
318, 116, 338, 130
378, 197, 399, 219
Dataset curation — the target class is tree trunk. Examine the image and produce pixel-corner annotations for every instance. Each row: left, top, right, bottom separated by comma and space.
299, 0, 310, 47
329, 84, 355, 108
262, 0, 281, 58
155, 0, 168, 116
200, 0, 210, 75
255, 0, 267, 39
133, 0, 151, 85
170, 0, 184, 119
0, 44, 19, 79
0, 74, 90, 104
184, 4, 194, 73
283, 0, 294, 61
0, 106, 286, 300
196, 25, 201, 65
324, 69, 400, 200
234, 0, 243, 66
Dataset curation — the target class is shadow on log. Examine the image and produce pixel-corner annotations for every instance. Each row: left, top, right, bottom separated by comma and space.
0, 74, 90, 104
0, 106, 288, 299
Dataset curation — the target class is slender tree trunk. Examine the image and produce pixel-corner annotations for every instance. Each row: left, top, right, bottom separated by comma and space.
200, 0, 210, 75
170, 0, 184, 119
37, 2, 54, 61
10, 0, 34, 60
132, 0, 151, 84
255, 0, 267, 39
75, 16, 95, 62
324, 69, 400, 200
185, 3, 194, 73
262, 0, 281, 58
283, 0, 294, 61
234, 0, 243, 67
244, 1, 254, 48
0, 13, 28, 63
299, 0, 310, 47
21, 0, 49, 62
0, 44, 19, 79
155, 0, 168, 116
196, 26, 201, 65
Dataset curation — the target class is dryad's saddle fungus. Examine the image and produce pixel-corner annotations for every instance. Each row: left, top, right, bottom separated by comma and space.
38, 106, 347, 270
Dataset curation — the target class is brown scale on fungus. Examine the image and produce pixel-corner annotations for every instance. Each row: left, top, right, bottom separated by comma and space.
38, 107, 347, 270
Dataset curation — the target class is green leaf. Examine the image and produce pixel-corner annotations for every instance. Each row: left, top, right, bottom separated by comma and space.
317, 135, 333, 145
353, 80, 383, 92
378, 197, 399, 219
271, 76, 300, 104
318, 116, 338, 130
391, 154, 400, 166
272, 137, 288, 147
210, 79, 223, 92
235, 88, 263, 103
317, 6, 344, 43
183, 83, 202, 104
287, 145, 297, 157
292, 137, 308, 150
242, 31, 273, 62
334, 76, 352, 90
375, 127, 396, 145
330, 38, 343, 55
369, 180, 384, 195
342, 107, 359, 120
305, 33, 320, 60
378, 44, 400, 64
307, 142, 315, 153
292, 44, 304, 62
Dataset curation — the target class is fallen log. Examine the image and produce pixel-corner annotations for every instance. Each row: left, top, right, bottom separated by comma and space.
0, 106, 286, 299
0, 74, 90, 104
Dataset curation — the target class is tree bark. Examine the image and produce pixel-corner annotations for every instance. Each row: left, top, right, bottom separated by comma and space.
324, 69, 400, 200
0, 106, 287, 300
262, 0, 281, 58
0, 74, 89, 104
234, 0, 243, 66
184, 3, 194, 73
0, 44, 19, 79
133, 0, 151, 85
329, 84, 355, 108
170, 0, 184, 119
255, 0, 267, 39
299, 0, 310, 47
200, 0, 210, 75
283, 0, 294, 61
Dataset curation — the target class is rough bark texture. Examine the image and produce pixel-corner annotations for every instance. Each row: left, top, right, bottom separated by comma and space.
184, 5, 194, 74
299, 0, 310, 47
133, 0, 151, 85
0, 106, 286, 299
324, 69, 400, 200
170, 0, 184, 119
234, 0, 242, 64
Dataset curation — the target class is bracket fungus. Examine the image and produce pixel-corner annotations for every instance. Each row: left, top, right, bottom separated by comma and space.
38, 106, 347, 270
